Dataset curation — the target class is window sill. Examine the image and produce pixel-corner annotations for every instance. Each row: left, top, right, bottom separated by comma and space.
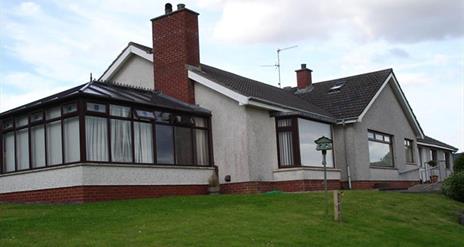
406, 162, 417, 166
369, 165, 397, 170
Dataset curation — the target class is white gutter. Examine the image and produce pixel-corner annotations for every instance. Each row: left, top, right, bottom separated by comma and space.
417, 142, 457, 152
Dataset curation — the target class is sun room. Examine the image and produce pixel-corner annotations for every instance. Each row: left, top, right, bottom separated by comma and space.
0, 81, 215, 196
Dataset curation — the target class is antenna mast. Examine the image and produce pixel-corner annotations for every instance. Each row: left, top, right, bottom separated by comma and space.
261, 45, 298, 88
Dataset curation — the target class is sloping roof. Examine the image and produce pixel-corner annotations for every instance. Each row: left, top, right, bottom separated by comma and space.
287, 69, 393, 120
193, 64, 335, 122
418, 135, 458, 151
0, 81, 210, 118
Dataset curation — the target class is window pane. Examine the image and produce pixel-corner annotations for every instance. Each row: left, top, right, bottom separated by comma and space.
277, 119, 292, 127
367, 131, 374, 139
16, 116, 28, 128
405, 139, 413, 163
175, 127, 193, 165
31, 125, 46, 168
64, 117, 80, 163
298, 118, 333, 167
31, 112, 44, 123
278, 131, 294, 167
134, 122, 153, 163
63, 103, 77, 114
47, 121, 62, 165
155, 112, 171, 123
46, 107, 61, 120
86, 116, 108, 161
16, 128, 29, 170
3, 132, 15, 172
194, 117, 207, 128
375, 134, 383, 141
110, 105, 130, 118
369, 141, 393, 166
384, 136, 391, 143
156, 125, 174, 164
87, 103, 106, 113
194, 129, 209, 165
111, 119, 132, 162
135, 110, 155, 119
3, 119, 13, 129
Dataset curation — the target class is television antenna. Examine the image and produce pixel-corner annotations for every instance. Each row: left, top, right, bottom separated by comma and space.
261, 45, 298, 88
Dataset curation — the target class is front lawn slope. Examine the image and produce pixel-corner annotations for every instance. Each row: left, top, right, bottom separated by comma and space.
0, 191, 463, 246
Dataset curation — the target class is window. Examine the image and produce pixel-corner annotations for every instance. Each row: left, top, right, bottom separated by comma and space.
156, 125, 174, 164
63, 103, 77, 114
175, 127, 193, 165
445, 152, 450, 169
15, 116, 28, 128
3, 132, 15, 172
87, 103, 106, 113
47, 120, 62, 165
30, 112, 44, 123
46, 107, 61, 120
85, 116, 108, 161
64, 117, 80, 163
278, 131, 294, 167
31, 125, 46, 168
368, 130, 393, 167
2, 119, 13, 130
135, 110, 155, 120
298, 118, 333, 167
276, 119, 294, 167
134, 122, 153, 163
404, 139, 414, 163
194, 128, 209, 165
16, 128, 29, 170
111, 119, 132, 162
110, 105, 130, 118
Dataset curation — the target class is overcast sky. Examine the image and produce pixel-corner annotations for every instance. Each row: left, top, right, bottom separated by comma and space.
1, 0, 463, 150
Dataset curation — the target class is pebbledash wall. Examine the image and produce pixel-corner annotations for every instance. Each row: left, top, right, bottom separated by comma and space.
107, 54, 154, 89
333, 80, 421, 189
0, 164, 214, 203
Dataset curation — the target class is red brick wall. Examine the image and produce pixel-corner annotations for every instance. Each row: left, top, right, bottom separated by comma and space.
341, 180, 419, 190
0, 185, 208, 203
220, 180, 341, 194
152, 9, 199, 104
296, 67, 312, 89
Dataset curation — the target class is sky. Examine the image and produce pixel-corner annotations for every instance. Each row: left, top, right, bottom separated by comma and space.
0, 0, 463, 150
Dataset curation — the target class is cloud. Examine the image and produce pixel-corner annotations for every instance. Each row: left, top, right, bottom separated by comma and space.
213, 0, 464, 44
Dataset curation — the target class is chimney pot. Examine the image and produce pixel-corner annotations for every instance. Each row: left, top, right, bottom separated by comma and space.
165, 3, 172, 14
177, 3, 185, 10
301, 63, 306, 69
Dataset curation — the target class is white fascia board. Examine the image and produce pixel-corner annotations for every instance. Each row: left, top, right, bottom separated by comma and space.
100, 45, 153, 81
247, 100, 293, 112
188, 70, 250, 105
417, 142, 457, 152
357, 73, 425, 139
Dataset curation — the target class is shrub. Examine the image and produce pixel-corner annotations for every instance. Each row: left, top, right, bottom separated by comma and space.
442, 171, 464, 202
453, 155, 464, 174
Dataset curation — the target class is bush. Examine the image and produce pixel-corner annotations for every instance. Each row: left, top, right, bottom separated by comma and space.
454, 155, 464, 174
442, 171, 464, 202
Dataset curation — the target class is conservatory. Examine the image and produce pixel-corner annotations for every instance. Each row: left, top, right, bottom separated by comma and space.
0, 81, 215, 202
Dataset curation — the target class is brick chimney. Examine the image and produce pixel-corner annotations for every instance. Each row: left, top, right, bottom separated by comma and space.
295, 64, 312, 89
151, 3, 200, 104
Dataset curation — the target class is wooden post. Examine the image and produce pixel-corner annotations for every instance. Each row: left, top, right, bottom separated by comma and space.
333, 190, 342, 222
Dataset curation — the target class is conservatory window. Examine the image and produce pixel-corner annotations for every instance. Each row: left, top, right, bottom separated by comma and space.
134, 122, 153, 163
3, 132, 15, 172
16, 128, 29, 170
110, 105, 130, 118
111, 119, 132, 162
156, 125, 174, 164
46, 107, 61, 120
85, 116, 108, 161
87, 102, 106, 113
31, 125, 46, 168
175, 127, 193, 165
64, 117, 80, 163
47, 120, 62, 165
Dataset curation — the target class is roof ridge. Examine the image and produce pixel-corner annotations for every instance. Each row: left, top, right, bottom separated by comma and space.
95, 80, 160, 94
313, 68, 393, 85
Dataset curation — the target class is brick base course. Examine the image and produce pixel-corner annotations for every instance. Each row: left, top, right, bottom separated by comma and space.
341, 180, 419, 190
220, 180, 341, 194
0, 185, 208, 203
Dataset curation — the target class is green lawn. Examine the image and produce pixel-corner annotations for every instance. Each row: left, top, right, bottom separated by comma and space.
0, 191, 463, 246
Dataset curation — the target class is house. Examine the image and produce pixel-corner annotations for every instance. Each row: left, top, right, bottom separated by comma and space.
0, 3, 458, 202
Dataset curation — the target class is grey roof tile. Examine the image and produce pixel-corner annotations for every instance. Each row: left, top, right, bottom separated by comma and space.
418, 136, 458, 151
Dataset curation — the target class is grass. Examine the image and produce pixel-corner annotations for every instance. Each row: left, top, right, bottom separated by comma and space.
0, 191, 463, 246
